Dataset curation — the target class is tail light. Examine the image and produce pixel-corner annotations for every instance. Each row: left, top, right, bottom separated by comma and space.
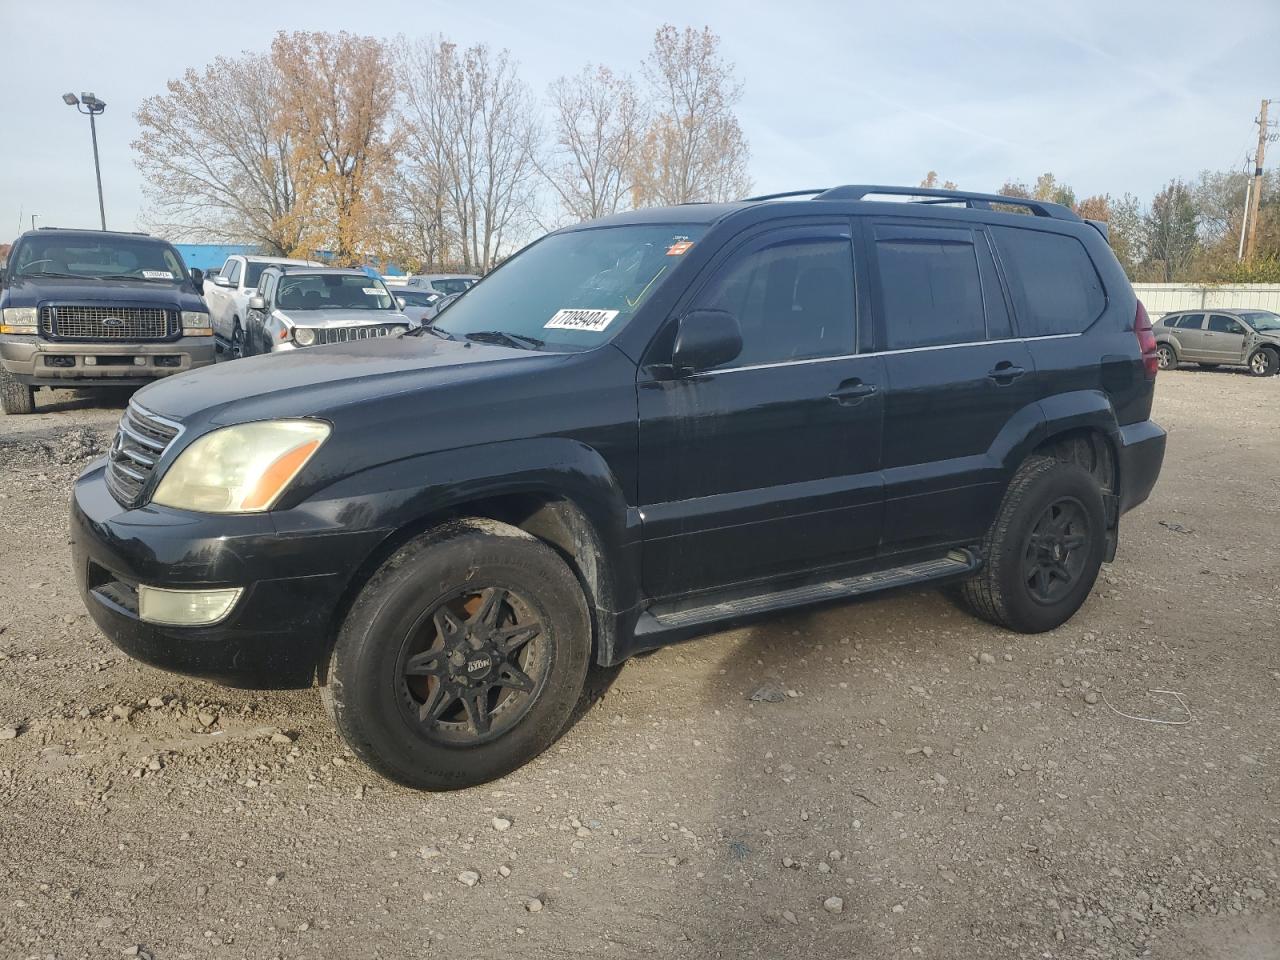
1135, 300, 1158, 380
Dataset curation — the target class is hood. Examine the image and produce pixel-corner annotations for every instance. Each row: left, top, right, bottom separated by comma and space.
277, 307, 413, 328
2, 275, 205, 311
132, 334, 556, 422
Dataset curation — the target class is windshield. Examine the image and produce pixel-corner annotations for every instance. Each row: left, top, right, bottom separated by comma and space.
434, 225, 707, 351
398, 290, 438, 306
432, 278, 474, 295
10, 235, 187, 282
277, 274, 395, 311
1238, 310, 1280, 332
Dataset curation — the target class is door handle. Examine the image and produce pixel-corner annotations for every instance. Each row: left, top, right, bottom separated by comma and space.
987, 361, 1026, 385
828, 380, 878, 405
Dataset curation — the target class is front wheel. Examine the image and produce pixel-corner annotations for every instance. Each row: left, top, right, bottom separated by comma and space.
960, 456, 1106, 633
1156, 344, 1176, 370
325, 519, 591, 790
230, 323, 246, 360
0, 366, 35, 414
1248, 347, 1278, 377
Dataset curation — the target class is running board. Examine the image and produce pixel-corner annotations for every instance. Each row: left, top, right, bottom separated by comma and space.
644, 550, 980, 632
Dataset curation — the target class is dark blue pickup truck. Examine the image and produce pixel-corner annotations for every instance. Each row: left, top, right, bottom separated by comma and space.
0, 228, 214, 413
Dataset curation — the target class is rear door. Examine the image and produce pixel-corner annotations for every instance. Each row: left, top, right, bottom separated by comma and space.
868, 219, 1038, 555
637, 221, 885, 597
1204, 313, 1248, 363
1173, 313, 1207, 359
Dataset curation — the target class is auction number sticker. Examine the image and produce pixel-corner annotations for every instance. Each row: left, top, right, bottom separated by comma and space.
545, 308, 619, 332
143, 270, 174, 279
362, 287, 383, 295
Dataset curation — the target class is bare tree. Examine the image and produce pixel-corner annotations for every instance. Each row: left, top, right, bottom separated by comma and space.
133, 53, 301, 253
398, 37, 541, 273
272, 31, 398, 264
542, 65, 646, 223
634, 25, 751, 205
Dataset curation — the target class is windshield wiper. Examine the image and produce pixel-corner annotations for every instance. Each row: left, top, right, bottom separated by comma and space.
17, 271, 79, 279
463, 330, 544, 350
406, 322, 455, 340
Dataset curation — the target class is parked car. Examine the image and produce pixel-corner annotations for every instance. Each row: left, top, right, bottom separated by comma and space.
71, 184, 1165, 790
405, 273, 479, 297
392, 288, 444, 325
0, 228, 213, 414
203, 254, 321, 359
1154, 308, 1280, 376
241, 267, 417, 356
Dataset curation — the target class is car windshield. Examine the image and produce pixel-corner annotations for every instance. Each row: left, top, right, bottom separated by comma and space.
9, 235, 187, 281
398, 290, 437, 306
276, 274, 395, 311
1239, 310, 1280, 331
433, 225, 707, 351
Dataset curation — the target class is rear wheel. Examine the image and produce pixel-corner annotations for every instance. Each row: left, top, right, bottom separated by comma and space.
326, 519, 591, 790
1249, 347, 1278, 377
1156, 344, 1176, 370
960, 456, 1106, 633
0, 367, 35, 415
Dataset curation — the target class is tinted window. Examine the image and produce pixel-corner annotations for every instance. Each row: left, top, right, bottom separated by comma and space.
875, 230, 986, 349
1160, 315, 1181, 327
693, 233, 855, 367
432, 278, 474, 295
1207, 314, 1244, 334
991, 227, 1105, 337
224, 259, 242, 285
1177, 313, 1204, 330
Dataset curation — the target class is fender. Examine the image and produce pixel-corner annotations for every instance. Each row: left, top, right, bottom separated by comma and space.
271, 436, 642, 661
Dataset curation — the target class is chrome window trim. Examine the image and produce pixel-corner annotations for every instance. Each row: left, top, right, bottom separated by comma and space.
705, 332, 1082, 375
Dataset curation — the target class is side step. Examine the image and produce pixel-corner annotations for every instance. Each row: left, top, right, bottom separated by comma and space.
646, 550, 980, 632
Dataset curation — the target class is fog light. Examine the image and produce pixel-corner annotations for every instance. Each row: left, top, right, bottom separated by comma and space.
84, 356, 97, 366
138, 585, 242, 626
134, 356, 147, 366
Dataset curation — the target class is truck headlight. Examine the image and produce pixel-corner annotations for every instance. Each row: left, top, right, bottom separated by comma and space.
0, 307, 38, 334
152, 419, 330, 513
293, 327, 315, 346
181, 310, 212, 336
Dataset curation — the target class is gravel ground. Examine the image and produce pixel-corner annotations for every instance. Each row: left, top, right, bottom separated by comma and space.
0, 372, 1277, 960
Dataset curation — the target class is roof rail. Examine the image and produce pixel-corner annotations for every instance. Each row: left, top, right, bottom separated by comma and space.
740, 189, 830, 202
813, 185, 1080, 221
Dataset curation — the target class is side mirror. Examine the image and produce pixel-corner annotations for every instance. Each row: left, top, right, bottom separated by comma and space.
248, 294, 266, 311
212, 274, 232, 288
395, 296, 406, 310
671, 309, 743, 376
190, 268, 204, 291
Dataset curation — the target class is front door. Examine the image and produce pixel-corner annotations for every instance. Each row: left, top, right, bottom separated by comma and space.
866, 220, 1040, 554
1204, 313, 1248, 363
637, 223, 884, 598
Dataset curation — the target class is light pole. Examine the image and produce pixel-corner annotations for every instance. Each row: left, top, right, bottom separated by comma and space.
62, 92, 107, 230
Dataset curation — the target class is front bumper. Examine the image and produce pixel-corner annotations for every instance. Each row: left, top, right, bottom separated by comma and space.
1, 335, 216, 386
1116, 419, 1166, 514
70, 459, 385, 688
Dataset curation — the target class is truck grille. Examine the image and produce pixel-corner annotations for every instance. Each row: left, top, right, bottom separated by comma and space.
40, 305, 173, 341
105, 403, 183, 507
307, 323, 407, 345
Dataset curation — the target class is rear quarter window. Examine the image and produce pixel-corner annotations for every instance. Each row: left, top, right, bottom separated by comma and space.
991, 226, 1105, 337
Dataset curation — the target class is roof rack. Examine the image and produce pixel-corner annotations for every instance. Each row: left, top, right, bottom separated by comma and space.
742, 185, 1080, 221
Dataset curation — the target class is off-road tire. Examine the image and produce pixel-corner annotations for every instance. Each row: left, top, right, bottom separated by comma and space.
1248, 347, 1278, 377
0, 367, 35, 415
326, 519, 591, 790
960, 456, 1106, 634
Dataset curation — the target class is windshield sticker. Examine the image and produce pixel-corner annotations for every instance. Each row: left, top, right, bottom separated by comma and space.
666, 240, 694, 256
143, 270, 174, 279
545, 308, 619, 332
362, 287, 383, 295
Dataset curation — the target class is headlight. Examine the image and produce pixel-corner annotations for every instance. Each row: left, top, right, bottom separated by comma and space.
181, 310, 212, 336
152, 419, 330, 513
1, 306, 37, 334
293, 327, 316, 346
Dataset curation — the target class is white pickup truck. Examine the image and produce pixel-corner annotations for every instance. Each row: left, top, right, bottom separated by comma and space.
203, 254, 321, 359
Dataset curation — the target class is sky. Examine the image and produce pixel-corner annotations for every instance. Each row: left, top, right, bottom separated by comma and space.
1, 0, 1277, 241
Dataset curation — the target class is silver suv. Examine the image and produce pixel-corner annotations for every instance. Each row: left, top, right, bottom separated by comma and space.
1154, 308, 1280, 376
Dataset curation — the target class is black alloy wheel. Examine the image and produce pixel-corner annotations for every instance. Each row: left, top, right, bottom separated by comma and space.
1022, 497, 1091, 605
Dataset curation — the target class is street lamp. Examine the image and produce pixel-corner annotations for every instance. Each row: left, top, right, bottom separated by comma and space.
62, 91, 107, 231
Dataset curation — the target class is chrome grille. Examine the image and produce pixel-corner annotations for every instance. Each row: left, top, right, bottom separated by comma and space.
308, 323, 407, 346
105, 403, 182, 507
41, 305, 172, 341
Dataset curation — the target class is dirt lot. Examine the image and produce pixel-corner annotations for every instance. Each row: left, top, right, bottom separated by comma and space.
0, 371, 1277, 960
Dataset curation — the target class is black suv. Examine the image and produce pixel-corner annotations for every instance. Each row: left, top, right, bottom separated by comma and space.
70, 186, 1166, 790
0, 228, 213, 413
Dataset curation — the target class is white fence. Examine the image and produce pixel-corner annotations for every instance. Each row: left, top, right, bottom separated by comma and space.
1131, 283, 1280, 318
